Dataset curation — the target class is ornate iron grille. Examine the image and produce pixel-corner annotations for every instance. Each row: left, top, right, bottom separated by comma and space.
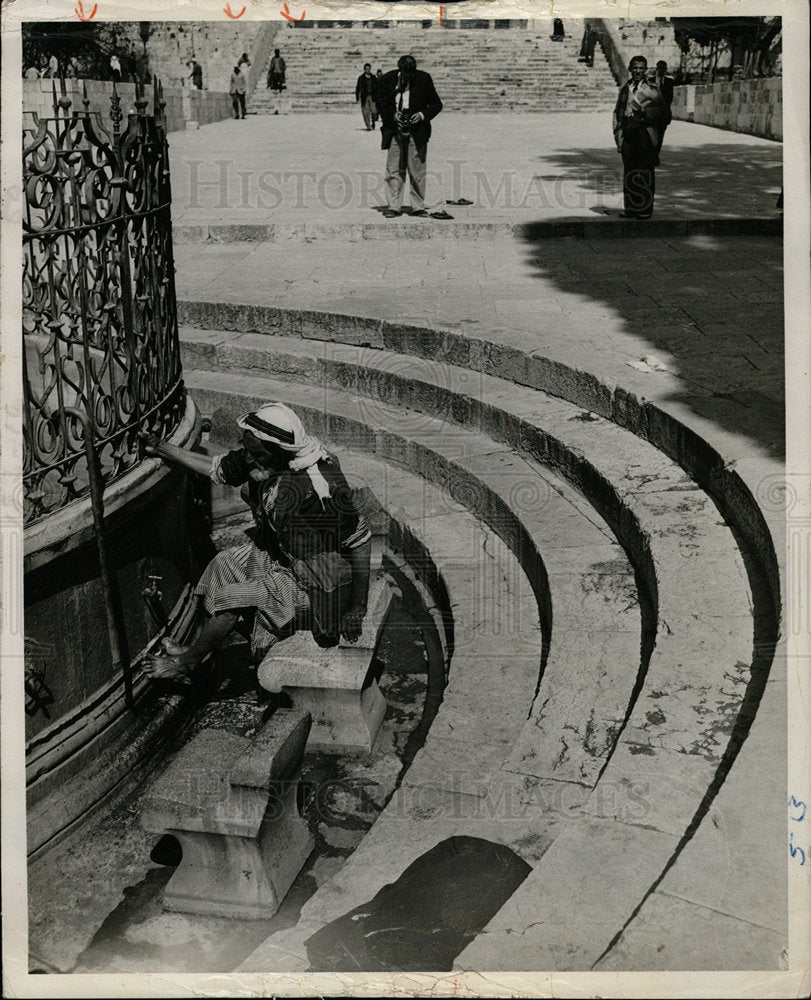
22, 79, 185, 526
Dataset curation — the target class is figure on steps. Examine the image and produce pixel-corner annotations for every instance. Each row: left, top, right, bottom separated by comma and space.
141, 403, 371, 686
268, 49, 286, 92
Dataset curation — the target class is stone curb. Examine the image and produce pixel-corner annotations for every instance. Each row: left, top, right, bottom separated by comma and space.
172, 215, 782, 244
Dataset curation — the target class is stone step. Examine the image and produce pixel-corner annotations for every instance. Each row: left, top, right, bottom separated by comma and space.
252, 24, 618, 117
181, 328, 753, 779
182, 365, 755, 973
185, 363, 643, 783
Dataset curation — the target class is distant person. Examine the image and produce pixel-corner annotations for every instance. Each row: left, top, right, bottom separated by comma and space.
551, 18, 565, 41
578, 24, 597, 66
238, 52, 251, 70
188, 59, 203, 90
654, 60, 675, 156
377, 54, 443, 218
267, 49, 286, 92
374, 69, 384, 124
230, 64, 247, 119
65, 56, 80, 79
24, 63, 41, 81
127, 45, 138, 82
612, 55, 668, 219
109, 53, 122, 82
355, 62, 378, 130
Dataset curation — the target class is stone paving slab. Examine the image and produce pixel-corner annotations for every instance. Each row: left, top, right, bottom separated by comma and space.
593, 890, 787, 972
167, 112, 782, 240
455, 814, 680, 971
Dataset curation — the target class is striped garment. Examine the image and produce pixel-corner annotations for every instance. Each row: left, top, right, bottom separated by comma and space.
195, 544, 310, 658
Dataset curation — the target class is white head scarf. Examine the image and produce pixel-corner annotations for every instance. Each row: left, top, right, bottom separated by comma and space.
237, 403, 330, 501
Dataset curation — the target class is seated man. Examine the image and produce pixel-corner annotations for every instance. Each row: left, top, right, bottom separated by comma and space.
142, 403, 371, 685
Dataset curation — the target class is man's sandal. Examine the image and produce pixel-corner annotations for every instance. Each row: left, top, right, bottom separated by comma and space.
430, 210, 454, 220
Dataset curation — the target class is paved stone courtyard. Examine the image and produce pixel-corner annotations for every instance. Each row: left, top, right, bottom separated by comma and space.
166, 112, 782, 232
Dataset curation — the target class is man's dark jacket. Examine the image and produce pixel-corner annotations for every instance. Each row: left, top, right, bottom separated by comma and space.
355, 72, 378, 103
612, 79, 669, 141
377, 68, 442, 156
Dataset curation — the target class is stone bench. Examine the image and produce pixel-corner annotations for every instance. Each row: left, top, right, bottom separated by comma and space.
257, 552, 394, 753
140, 711, 313, 919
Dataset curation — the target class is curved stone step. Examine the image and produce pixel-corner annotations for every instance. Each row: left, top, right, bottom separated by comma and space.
181, 331, 755, 773
184, 354, 754, 790
181, 334, 759, 968
175, 300, 780, 615
187, 366, 644, 785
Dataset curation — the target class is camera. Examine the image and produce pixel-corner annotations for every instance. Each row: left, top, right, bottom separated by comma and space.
398, 109, 414, 135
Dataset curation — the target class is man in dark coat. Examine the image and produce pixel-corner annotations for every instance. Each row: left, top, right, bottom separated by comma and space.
376, 54, 443, 218
612, 55, 669, 220
355, 62, 378, 130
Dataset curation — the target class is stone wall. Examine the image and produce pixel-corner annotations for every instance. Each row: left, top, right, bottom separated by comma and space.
111, 21, 278, 95
589, 18, 682, 84
23, 79, 232, 133
671, 77, 782, 141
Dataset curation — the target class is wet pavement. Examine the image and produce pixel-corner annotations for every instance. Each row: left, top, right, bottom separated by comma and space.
28, 582, 435, 975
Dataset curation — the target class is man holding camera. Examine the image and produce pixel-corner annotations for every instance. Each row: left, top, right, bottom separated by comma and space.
377, 55, 443, 218
612, 55, 668, 220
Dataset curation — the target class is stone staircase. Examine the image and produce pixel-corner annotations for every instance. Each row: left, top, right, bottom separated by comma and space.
169, 292, 783, 969
250, 21, 618, 114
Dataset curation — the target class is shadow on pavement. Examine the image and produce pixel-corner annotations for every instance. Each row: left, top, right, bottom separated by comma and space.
531, 141, 782, 218
514, 224, 784, 459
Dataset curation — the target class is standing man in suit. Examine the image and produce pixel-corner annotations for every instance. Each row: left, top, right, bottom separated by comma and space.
355, 63, 378, 130
376, 54, 443, 218
612, 55, 668, 220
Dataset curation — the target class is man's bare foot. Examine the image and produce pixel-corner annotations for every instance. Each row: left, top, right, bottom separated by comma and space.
143, 649, 199, 684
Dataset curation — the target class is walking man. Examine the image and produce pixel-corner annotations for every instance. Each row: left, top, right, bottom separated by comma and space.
612, 55, 668, 220
377, 54, 443, 218
355, 62, 378, 130
267, 49, 286, 92
188, 59, 203, 90
230, 64, 247, 119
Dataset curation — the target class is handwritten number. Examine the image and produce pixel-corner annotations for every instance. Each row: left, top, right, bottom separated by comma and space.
789, 832, 806, 866
788, 795, 807, 822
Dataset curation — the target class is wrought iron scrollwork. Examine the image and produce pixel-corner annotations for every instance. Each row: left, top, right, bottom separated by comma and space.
23, 78, 184, 525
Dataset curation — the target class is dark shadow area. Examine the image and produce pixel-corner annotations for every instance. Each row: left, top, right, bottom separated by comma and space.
304, 836, 532, 971
531, 139, 782, 219
515, 222, 784, 460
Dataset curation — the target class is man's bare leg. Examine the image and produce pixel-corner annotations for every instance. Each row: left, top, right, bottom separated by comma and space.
144, 610, 240, 683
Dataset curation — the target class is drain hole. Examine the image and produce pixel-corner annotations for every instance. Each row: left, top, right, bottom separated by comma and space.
304, 835, 531, 971
149, 834, 182, 868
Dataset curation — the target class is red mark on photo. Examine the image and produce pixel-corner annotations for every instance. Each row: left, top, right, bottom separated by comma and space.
75, 0, 98, 21
439, 6, 444, 25
280, 3, 305, 21
224, 3, 246, 17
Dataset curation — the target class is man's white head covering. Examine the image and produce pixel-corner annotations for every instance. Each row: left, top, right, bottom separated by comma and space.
237, 403, 330, 500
